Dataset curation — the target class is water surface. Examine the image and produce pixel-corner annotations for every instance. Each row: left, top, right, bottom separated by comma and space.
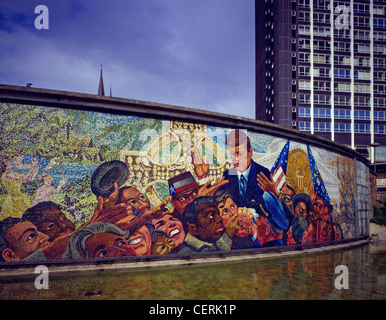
1, 244, 385, 300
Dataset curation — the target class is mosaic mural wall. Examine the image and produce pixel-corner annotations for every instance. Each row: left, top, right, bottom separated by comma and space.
0, 103, 368, 264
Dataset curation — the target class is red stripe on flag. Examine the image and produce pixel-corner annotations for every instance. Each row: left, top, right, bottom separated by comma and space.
273, 166, 285, 188
175, 182, 198, 194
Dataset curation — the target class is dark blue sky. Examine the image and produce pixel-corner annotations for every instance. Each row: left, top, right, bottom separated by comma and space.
0, 0, 255, 118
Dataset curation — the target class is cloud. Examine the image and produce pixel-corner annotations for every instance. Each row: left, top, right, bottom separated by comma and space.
0, 0, 255, 119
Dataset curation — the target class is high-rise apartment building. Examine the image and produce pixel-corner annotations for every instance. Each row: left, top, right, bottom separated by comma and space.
255, 0, 385, 169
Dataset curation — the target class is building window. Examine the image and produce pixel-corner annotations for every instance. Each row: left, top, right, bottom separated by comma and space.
375, 111, 386, 121
334, 28, 350, 39
374, 31, 386, 41
375, 125, 386, 134
334, 69, 350, 79
298, 11, 311, 22
335, 82, 351, 92
299, 80, 311, 90
298, 25, 310, 35
299, 39, 311, 49
299, 52, 310, 62
374, 58, 386, 68
299, 94, 311, 104
374, 19, 386, 29
354, 30, 370, 41
335, 123, 351, 133
298, 0, 310, 9
353, 3, 370, 14
354, 83, 371, 93
299, 121, 311, 132
354, 124, 371, 134
374, 45, 386, 55
374, 6, 386, 15
314, 67, 330, 77
299, 66, 310, 76
374, 98, 386, 107
354, 97, 370, 107
313, 27, 330, 37
299, 108, 334, 119
354, 57, 371, 67
374, 72, 386, 81
334, 109, 351, 119
334, 55, 351, 66
314, 13, 330, 24
314, 108, 331, 118
314, 40, 330, 50
374, 85, 386, 94
299, 107, 311, 117
314, 1, 330, 10
335, 96, 351, 106
354, 17, 370, 28
314, 54, 330, 64
314, 81, 330, 91
314, 122, 331, 132
314, 95, 331, 105
354, 70, 371, 80
354, 110, 370, 120
355, 44, 371, 54
334, 42, 350, 52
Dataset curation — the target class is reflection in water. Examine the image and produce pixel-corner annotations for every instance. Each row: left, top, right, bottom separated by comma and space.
1, 244, 385, 300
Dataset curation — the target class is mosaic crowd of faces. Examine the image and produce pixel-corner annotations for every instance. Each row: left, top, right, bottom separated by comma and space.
0, 103, 365, 263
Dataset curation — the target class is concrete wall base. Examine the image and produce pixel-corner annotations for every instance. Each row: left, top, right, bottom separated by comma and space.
0, 239, 369, 279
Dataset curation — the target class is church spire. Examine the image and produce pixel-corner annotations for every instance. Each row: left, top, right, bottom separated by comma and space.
98, 64, 105, 96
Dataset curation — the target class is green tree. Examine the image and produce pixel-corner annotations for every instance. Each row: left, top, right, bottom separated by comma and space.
371, 198, 386, 226
0, 103, 66, 157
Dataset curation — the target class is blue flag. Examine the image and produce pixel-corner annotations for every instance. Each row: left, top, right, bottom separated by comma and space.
307, 145, 330, 204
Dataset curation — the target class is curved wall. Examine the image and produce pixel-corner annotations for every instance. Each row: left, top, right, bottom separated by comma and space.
0, 85, 370, 265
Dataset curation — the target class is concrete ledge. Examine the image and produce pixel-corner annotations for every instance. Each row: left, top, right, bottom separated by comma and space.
0, 239, 369, 279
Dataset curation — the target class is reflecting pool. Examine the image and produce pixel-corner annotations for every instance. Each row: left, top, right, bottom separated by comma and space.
1, 244, 385, 300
